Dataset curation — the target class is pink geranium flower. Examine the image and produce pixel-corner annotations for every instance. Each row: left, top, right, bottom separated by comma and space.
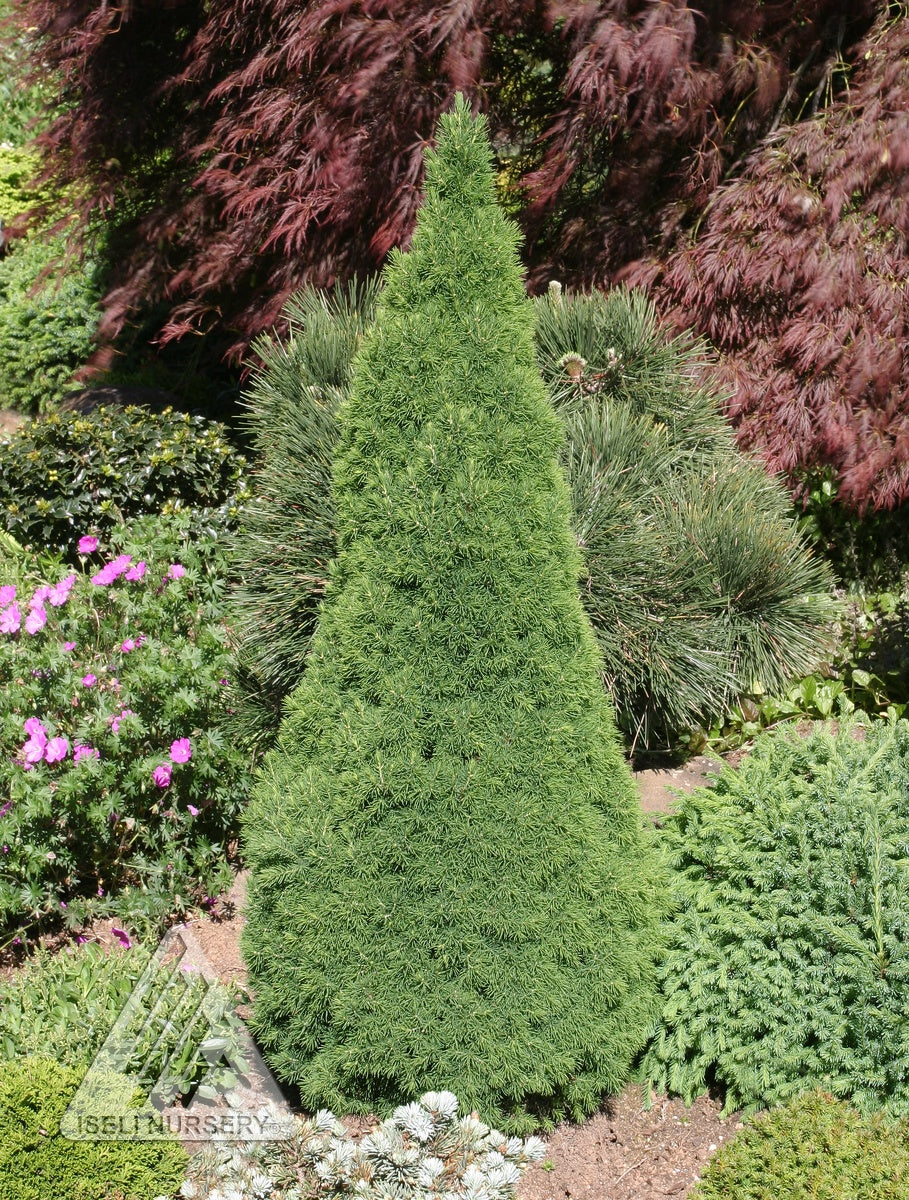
111, 927, 132, 949
125, 561, 147, 581
77, 536, 99, 553
63, 641, 76, 651
81, 674, 97, 687
23, 717, 47, 741
152, 763, 172, 788
92, 554, 133, 587
48, 574, 76, 607
44, 737, 70, 764
120, 639, 136, 653
29, 586, 50, 610
74, 744, 100, 762
1, 603, 21, 633
166, 563, 185, 580
0, 585, 15, 606
169, 738, 192, 763
25, 608, 47, 635
23, 737, 46, 764
187, 805, 200, 817
109, 707, 135, 734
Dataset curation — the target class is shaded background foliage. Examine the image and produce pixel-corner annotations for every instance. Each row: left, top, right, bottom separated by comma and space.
0, 0, 51, 147
7, 0, 906, 513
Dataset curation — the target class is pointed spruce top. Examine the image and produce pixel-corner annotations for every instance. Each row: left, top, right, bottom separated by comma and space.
378, 94, 527, 318
333, 92, 570, 589
422, 93, 499, 211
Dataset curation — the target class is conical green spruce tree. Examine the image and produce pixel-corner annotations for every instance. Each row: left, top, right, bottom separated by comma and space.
241, 98, 669, 1131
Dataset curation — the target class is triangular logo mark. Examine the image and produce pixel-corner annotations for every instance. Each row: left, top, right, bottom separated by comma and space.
61, 926, 295, 1142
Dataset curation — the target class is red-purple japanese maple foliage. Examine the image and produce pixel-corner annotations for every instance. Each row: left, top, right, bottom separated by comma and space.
11, 0, 905, 508
635, 6, 909, 511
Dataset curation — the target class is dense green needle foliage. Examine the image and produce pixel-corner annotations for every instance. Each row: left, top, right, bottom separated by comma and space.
693, 1091, 909, 1200
233, 284, 832, 753
535, 289, 834, 748
241, 99, 668, 1132
645, 717, 909, 1117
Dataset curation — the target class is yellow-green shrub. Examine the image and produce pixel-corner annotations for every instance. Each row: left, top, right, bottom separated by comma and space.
0, 1057, 186, 1200
694, 1091, 909, 1200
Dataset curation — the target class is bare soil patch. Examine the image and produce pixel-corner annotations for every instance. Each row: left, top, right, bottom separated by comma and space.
518, 1092, 737, 1200
633, 754, 722, 818
0, 408, 26, 440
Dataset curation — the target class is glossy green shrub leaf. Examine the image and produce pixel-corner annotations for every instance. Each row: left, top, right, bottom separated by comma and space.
0, 405, 248, 557
0, 942, 149, 1067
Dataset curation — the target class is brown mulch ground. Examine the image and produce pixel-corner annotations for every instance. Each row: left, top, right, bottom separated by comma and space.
181, 757, 739, 1200
0, 409, 26, 440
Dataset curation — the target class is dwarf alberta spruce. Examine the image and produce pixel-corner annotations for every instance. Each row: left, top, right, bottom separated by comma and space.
242, 99, 668, 1131
0, 514, 251, 944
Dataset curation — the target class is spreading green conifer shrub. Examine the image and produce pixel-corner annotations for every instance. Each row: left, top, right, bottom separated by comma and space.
0, 1057, 186, 1200
241, 98, 668, 1132
232, 280, 832, 755
645, 716, 909, 1116
693, 1091, 909, 1200
0, 405, 248, 558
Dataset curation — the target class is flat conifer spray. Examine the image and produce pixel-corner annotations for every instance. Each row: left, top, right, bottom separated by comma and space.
241, 96, 668, 1132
